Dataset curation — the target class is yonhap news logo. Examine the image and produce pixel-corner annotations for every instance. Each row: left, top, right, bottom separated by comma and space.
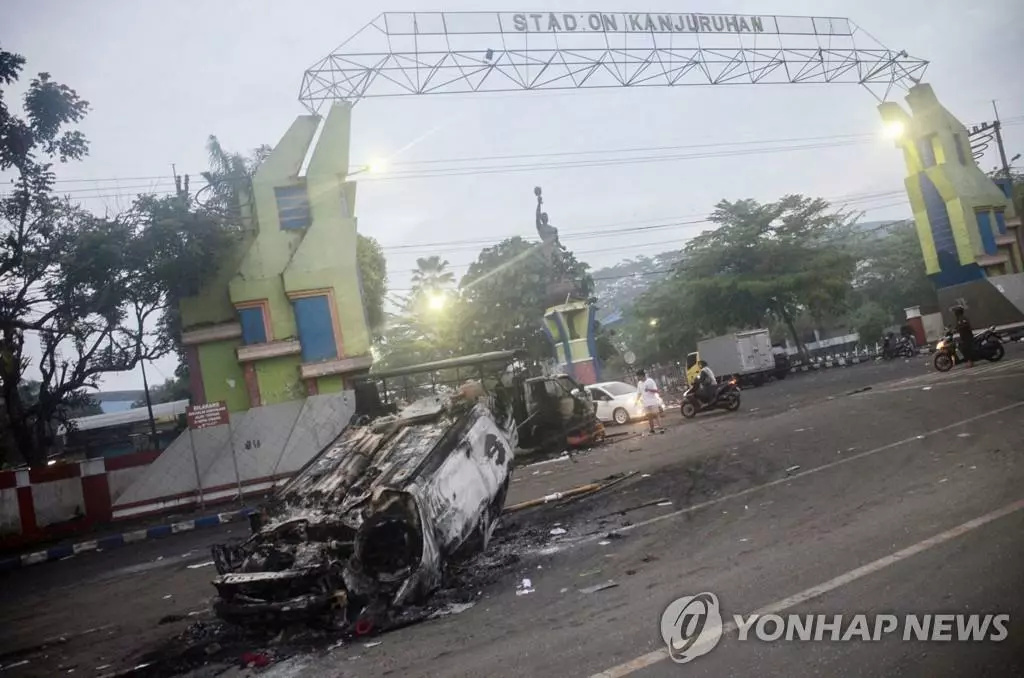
660, 592, 723, 663
661, 592, 1009, 662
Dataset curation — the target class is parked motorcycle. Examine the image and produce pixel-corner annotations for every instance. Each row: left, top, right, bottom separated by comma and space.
933, 325, 1004, 372
882, 332, 916, 359
680, 377, 741, 418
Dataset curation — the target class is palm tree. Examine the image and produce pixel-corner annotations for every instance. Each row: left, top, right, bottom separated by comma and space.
410, 256, 456, 296
199, 135, 256, 217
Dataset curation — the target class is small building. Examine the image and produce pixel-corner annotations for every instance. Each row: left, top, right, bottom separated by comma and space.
58, 400, 189, 460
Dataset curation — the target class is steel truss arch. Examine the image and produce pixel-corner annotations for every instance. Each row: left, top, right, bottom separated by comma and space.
299, 11, 928, 112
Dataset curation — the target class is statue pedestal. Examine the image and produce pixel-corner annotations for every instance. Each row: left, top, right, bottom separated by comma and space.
542, 301, 601, 385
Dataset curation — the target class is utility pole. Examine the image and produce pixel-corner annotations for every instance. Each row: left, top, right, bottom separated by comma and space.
140, 358, 158, 448
992, 101, 1012, 181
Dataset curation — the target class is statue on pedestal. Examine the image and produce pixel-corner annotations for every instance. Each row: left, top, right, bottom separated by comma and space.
534, 186, 560, 247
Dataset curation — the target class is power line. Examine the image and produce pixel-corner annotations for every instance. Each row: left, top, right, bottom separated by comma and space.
385, 209, 910, 287
33, 113, 1024, 189
379, 191, 907, 255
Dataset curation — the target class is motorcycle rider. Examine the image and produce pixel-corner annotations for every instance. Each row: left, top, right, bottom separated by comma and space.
696, 360, 717, 405
953, 305, 974, 368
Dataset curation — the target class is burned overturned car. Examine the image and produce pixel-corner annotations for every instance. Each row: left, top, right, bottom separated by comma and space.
210, 351, 600, 633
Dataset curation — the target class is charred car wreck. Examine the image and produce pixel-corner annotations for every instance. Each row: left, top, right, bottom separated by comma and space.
210, 351, 599, 634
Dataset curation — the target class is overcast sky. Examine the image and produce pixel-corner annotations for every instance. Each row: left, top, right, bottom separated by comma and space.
3, 0, 1022, 391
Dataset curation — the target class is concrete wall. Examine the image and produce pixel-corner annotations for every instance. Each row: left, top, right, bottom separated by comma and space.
0, 451, 159, 548
112, 391, 355, 520
921, 312, 946, 342
32, 478, 85, 528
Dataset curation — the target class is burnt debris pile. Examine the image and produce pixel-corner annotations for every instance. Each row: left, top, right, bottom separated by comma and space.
210, 382, 516, 636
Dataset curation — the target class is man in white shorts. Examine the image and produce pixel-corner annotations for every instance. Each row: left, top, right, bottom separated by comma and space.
635, 369, 665, 434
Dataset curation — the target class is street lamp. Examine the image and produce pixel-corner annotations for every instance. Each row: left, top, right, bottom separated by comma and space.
882, 120, 905, 140
347, 157, 389, 178
649, 318, 659, 327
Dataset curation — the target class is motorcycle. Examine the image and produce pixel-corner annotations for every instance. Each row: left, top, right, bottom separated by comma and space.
680, 377, 741, 418
933, 325, 1004, 372
882, 333, 916, 359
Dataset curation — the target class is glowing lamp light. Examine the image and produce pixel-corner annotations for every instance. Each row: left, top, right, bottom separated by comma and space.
649, 318, 659, 327
367, 157, 389, 174
428, 293, 447, 311
882, 120, 905, 140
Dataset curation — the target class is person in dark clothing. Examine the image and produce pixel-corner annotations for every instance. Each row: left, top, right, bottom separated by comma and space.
953, 306, 974, 368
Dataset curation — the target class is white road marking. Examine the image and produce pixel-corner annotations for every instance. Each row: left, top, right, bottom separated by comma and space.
590, 496, 1024, 677
597, 401, 1023, 541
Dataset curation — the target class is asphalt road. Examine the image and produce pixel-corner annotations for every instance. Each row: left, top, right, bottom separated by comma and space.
2, 350, 1022, 677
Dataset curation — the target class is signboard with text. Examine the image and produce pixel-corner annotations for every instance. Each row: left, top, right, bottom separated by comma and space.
377, 12, 853, 38
186, 401, 230, 430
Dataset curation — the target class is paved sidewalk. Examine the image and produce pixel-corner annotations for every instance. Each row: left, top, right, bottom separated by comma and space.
0, 506, 255, 573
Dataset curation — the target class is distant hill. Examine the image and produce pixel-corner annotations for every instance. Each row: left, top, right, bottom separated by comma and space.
592, 250, 684, 326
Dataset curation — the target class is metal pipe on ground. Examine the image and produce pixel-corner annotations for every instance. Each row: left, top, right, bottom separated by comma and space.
502, 471, 639, 514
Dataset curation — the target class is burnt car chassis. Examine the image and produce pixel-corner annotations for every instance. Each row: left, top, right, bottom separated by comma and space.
210, 351, 598, 635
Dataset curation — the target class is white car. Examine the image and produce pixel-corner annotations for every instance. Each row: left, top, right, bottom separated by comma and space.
586, 381, 665, 425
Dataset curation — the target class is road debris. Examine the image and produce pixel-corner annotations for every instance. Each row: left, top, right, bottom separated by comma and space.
656, 501, 673, 507
516, 578, 535, 596
363, 641, 383, 649
598, 540, 612, 546
549, 527, 567, 535
579, 580, 618, 594
785, 465, 801, 474
186, 560, 215, 569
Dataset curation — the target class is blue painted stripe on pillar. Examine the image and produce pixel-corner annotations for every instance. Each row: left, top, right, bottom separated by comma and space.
551, 311, 574, 378
976, 210, 997, 255
919, 173, 985, 287
586, 305, 601, 381
995, 211, 1007, 235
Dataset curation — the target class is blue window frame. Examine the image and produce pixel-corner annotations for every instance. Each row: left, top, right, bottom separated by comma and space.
916, 136, 936, 168
238, 306, 267, 345
274, 185, 311, 230
995, 210, 1007, 235
953, 133, 966, 164
976, 211, 997, 255
293, 295, 338, 362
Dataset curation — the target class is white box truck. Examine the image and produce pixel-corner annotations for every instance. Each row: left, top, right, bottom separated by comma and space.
685, 329, 778, 387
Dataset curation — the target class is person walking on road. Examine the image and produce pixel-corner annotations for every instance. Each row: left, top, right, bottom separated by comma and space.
953, 305, 975, 368
636, 369, 665, 434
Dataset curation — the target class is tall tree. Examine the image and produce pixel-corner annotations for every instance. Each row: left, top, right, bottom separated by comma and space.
410, 256, 456, 294
848, 219, 937, 323
357, 234, 388, 338
458, 236, 593, 361
0, 48, 112, 465
682, 195, 858, 355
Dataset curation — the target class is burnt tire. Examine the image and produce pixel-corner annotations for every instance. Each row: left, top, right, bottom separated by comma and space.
681, 401, 697, 419
934, 352, 954, 372
612, 407, 630, 425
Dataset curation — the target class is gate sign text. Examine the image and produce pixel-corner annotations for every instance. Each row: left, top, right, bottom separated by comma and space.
504, 13, 852, 37
186, 401, 230, 430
